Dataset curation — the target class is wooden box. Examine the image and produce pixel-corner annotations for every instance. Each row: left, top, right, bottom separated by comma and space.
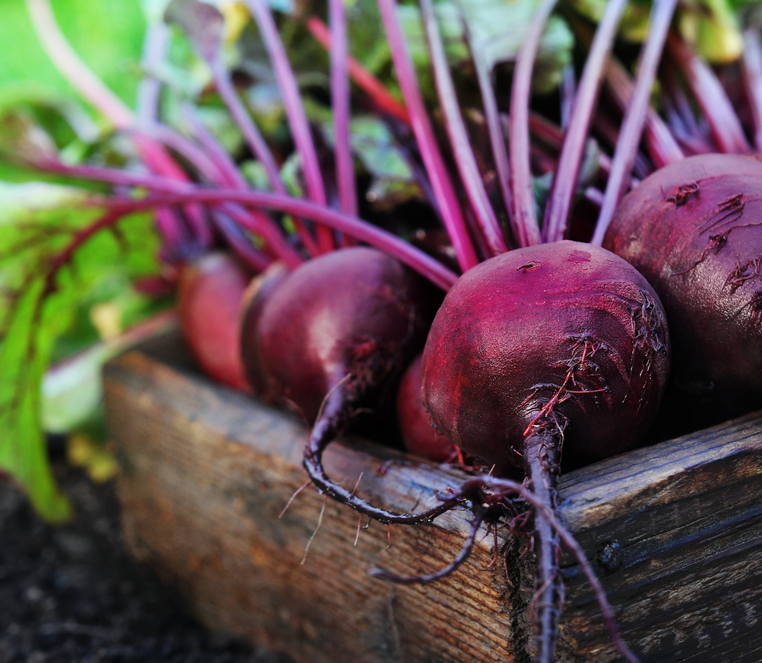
103, 330, 762, 662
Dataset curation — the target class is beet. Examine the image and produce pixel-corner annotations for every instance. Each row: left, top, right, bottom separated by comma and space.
420, 240, 670, 662
240, 246, 444, 521
396, 354, 456, 463
177, 252, 252, 391
603, 153, 762, 429
238, 260, 290, 396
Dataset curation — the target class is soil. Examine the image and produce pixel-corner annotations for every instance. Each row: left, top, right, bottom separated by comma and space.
0, 443, 293, 663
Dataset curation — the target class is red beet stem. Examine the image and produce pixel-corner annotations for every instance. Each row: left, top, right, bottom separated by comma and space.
542, 0, 628, 244
244, 0, 334, 253
376, 0, 479, 272
592, 0, 679, 246
305, 16, 410, 126
509, 0, 556, 248
330, 0, 358, 220
469, 37, 515, 245
666, 32, 751, 155
742, 28, 762, 153
97, 189, 458, 290
421, 0, 507, 258
604, 59, 685, 168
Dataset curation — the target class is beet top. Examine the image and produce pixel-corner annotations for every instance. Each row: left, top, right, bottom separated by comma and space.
604, 153, 762, 427
422, 240, 671, 476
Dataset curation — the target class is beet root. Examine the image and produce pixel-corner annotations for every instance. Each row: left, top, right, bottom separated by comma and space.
177, 251, 252, 391
396, 353, 457, 463
421, 240, 670, 663
604, 153, 762, 430
240, 246, 447, 523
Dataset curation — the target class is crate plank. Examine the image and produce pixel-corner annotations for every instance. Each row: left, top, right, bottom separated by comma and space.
103, 331, 762, 662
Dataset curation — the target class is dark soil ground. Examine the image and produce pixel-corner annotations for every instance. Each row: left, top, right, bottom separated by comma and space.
0, 444, 293, 663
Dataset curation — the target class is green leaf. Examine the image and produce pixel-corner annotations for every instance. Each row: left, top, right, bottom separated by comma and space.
0, 0, 147, 108
0, 180, 161, 520
0, 279, 73, 522
678, 0, 743, 64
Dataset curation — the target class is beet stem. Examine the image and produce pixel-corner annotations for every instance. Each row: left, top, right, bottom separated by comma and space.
98, 189, 459, 290
469, 36, 515, 244
305, 16, 410, 126
592, 0, 679, 246
542, 0, 628, 244
421, 0, 507, 258
509, 0, 556, 248
244, 0, 335, 253
666, 32, 751, 155
206, 60, 323, 257
741, 28, 762, 153
603, 59, 685, 169
376, 0, 479, 272
329, 0, 358, 220
210, 212, 273, 272
136, 22, 167, 124
136, 23, 212, 251
26, 0, 133, 128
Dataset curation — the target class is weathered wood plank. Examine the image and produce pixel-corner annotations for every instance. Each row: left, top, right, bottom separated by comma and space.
103, 330, 762, 663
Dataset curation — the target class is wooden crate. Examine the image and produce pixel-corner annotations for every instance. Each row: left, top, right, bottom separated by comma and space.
103, 330, 762, 663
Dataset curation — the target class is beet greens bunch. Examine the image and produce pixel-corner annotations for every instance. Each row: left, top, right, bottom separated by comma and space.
5, 0, 762, 661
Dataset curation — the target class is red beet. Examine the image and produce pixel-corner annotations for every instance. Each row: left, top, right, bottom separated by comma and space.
177, 252, 252, 391
421, 240, 670, 662
239, 260, 290, 396
604, 153, 762, 429
396, 354, 456, 463
240, 246, 444, 522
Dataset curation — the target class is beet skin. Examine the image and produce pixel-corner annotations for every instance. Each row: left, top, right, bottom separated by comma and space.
422, 240, 671, 476
177, 252, 251, 391
604, 153, 762, 428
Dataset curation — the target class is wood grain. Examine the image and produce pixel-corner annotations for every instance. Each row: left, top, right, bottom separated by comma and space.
103, 330, 762, 662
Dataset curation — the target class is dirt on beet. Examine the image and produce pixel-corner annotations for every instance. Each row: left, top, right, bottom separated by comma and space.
0, 442, 293, 663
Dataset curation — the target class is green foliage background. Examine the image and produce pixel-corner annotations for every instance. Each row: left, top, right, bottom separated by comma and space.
0, 0, 156, 521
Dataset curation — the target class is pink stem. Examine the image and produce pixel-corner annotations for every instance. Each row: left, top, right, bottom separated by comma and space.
604, 59, 684, 169
209, 212, 273, 272
421, 0, 506, 258
244, 0, 334, 253
305, 17, 410, 126
36, 159, 303, 269
742, 28, 762, 153
542, 0, 629, 244
470, 43, 515, 245
330, 0, 358, 220
666, 32, 751, 155
97, 189, 459, 290
509, 0, 557, 248
376, 0, 478, 272
592, 0, 679, 246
